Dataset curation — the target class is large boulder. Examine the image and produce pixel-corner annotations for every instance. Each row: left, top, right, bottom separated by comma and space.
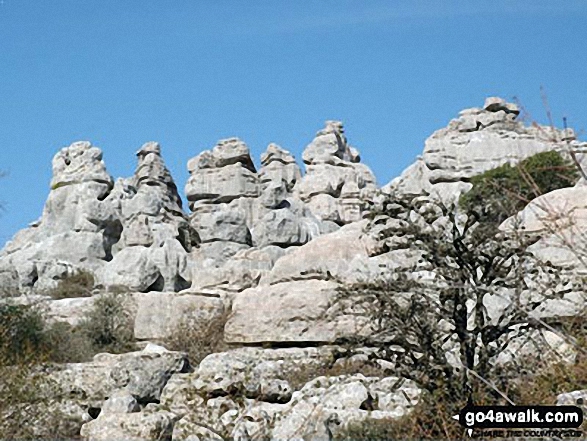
224, 279, 372, 344
185, 138, 260, 208
80, 410, 177, 441
51, 345, 188, 409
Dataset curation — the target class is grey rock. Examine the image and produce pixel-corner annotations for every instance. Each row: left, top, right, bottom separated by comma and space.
80, 410, 177, 441
259, 143, 301, 192
185, 139, 259, 207
0, 141, 194, 294
101, 390, 140, 415
133, 291, 225, 341
264, 221, 377, 285
172, 414, 225, 441
192, 206, 252, 245
51, 345, 188, 411
50, 141, 113, 190
107, 347, 189, 403
224, 280, 372, 344
295, 121, 377, 224
251, 208, 314, 247
388, 97, 578, 204
271, 374, 421, 440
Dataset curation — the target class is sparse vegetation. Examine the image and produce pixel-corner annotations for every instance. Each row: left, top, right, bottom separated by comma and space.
0, 303, 80, 439
48, 270, 95, 300
79, 291, 135, 354
460, 151, 579, 224
0, 303, 47, 365
44, 321, 96, 363
164, 308, 230, 367
332, 190, 585, 439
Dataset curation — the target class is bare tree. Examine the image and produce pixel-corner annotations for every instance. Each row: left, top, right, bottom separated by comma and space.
334, 193, 580, 406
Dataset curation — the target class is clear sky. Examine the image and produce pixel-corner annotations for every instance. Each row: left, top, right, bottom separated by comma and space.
1, 1, 587, 245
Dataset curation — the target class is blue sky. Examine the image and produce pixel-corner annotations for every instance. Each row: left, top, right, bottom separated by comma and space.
1, 1, 587, 245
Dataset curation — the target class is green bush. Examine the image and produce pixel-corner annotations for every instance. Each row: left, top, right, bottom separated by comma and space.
0, 303, 46, 366
48, 270, 95, 300
460, 151, 579, 224
79, 292, 135, 354
44, 321, 96, 363
0, 303, 80, 439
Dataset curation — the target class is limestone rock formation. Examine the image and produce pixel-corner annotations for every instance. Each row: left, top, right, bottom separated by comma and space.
0, 141, 195, 294
388, 97, 582, 203
0, 142, 119, 292
295, 121, 377, 224
3, 98, 587, 439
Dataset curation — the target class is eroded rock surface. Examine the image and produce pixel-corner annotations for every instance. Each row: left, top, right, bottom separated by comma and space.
388, 97, 583, 204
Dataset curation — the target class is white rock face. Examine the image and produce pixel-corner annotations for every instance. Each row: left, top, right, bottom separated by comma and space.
173, 347, 338, 400
80, 410, 177, 441
224, 279, 373, 344
51, 346, 188, 408
100, 390, 140, 415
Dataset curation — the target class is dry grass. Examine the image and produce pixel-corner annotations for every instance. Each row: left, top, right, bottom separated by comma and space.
48, 270, 94, 300
164, 309, 230, 368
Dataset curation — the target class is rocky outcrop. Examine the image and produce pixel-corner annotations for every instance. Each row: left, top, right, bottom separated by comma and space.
52, 344, 189, 408
97, 142, 194, 292
388, 97, 582, 203
271, 374, 421, 440
0, 141, 194, 294
295, 121, 377, 225
4, 99, 587, 439
0, 142, 119, 292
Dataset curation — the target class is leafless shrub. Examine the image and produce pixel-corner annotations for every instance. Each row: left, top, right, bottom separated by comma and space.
164, 309, 231, 368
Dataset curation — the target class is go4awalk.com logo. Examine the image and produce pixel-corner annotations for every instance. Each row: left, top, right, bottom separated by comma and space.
454, 403, 584, 438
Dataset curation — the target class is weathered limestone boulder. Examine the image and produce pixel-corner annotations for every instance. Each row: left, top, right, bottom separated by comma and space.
295, 121, 377, 224
175, 347, 339, 400
190, 245, 290, 293
224, 279, 372, 344
194, 206, 252, 245
46, 296, 96, 326
101, 390, 140, 415
270, 374, 421, 440
259, 143, 302, 192
251, 208, 315, 247
132, 292, 225, 341
263, 220, 378, 285
80, 409, 177, 441
185, 138, 260, 208
98, 143, 194, 292
172, 417, 225, 441
51, 345, 188, 409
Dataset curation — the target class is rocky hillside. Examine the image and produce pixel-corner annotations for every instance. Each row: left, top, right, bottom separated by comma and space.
1, 97, 587, 440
